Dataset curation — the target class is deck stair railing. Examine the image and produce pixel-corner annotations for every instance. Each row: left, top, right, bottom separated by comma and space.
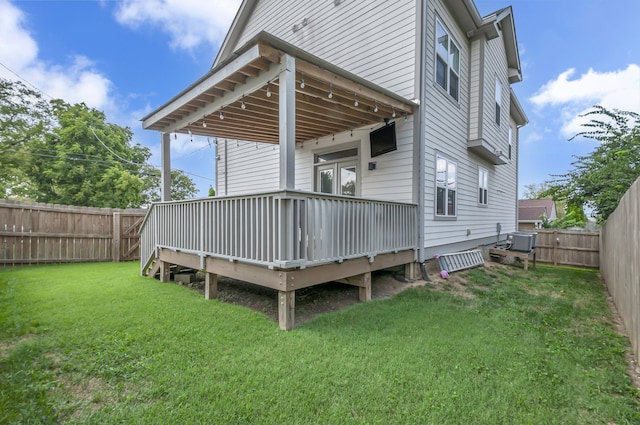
140, 190, 417, 274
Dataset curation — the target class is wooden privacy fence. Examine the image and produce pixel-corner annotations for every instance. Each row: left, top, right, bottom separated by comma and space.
534, 229, 600, 268
0, 199, 145, 266
600, 176, 640, 364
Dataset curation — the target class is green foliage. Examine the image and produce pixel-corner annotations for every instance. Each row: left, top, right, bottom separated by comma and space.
141, 168, 198, 203
549, 106, 640, 223
0, 78, 198, 207
541, 203, 587, 229
0, 79, 54, 198
208, 185, 216, 197
1, 263, 638, 424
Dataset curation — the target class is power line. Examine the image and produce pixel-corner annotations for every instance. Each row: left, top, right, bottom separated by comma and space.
0, 61, 53, 99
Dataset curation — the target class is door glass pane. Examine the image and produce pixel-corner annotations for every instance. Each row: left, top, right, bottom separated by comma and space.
319, 169, 333, 194
340, 166, 356, 196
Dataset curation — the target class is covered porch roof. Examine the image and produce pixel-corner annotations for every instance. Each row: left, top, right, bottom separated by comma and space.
142, 32, 416, 144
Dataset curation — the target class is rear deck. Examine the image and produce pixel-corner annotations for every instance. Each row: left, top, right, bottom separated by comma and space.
140, 190, 419, 329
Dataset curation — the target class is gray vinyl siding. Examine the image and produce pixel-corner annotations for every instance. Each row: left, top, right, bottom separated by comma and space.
220, 0, 416, 202
422, 0, 518, 253
233, 0, 416, 98
216, 139, 279, 195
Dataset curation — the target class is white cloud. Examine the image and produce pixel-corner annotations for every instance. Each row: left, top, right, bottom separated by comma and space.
115, 0, 242, 51
530, 64, 640, 137
0, 0, 114, 112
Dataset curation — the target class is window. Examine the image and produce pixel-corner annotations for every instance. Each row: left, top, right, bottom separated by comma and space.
508, 126, 512, 159
478, 167, 488, 205
436, 155, 457, 216
435, 20, 460, 101
495, 78, 502, 126
314, 147, 359, 196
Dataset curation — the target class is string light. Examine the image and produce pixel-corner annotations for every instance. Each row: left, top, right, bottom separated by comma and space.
219, 107, 224, 120
328, 84, 333, 99
354, 94, 358, 107
202, 117, 207, 128
266, 81, 272, 97
188, 128, 192, 136
374, 101, 378, 113
241, 95, 246, 109
392, 107, 396, 118
300, 72, 305, 89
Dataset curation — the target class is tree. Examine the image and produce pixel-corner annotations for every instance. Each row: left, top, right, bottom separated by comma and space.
1, 78, 198, 208
27, 100, 151, 208
0, 79, 54, 198
141, 167, 198, 204
548, 106, 640, 223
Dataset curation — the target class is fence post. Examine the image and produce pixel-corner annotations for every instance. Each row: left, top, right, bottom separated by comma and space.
553, 230, 558, 266
112, 212, 121, 262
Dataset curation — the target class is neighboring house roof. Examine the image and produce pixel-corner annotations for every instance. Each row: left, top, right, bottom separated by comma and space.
518, 199, 557, 222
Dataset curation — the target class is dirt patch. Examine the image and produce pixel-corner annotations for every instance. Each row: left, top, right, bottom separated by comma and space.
181, 269, 427, 325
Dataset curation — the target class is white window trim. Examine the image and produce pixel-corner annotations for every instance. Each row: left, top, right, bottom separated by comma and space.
478, 166, 488, 206
313, 143, 360, 196
435, 18, 461, 102
435, 154, 457, 218
495, 77, 502, 126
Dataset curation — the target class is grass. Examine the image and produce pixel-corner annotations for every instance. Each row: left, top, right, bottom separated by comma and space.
0, 262, 638, 424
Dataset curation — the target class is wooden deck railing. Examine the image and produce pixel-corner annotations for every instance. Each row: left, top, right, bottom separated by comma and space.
140, 190, 418, 274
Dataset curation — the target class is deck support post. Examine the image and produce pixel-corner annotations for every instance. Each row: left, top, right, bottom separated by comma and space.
338, 272, 372, 302
159, 261, 170, 282
278, 290, 295, 330
405, 262, 420, 280
279, 54, 296, 190
160, 132, 171, 202
205, 272, 218, 300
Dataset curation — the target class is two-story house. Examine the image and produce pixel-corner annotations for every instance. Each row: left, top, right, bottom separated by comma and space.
139, 0, 527, 329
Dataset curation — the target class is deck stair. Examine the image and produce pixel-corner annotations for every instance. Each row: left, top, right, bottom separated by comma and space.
437, 249, 484, 273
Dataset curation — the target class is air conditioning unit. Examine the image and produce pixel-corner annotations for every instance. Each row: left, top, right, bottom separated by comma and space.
508, 232, 536, 252
512, 231, 537, 249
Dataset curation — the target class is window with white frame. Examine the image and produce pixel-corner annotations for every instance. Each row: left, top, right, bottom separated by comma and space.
495, 78, 502, 126
478, 167, 488, 205
436, 155, 457, 216
435, 20, 460, 101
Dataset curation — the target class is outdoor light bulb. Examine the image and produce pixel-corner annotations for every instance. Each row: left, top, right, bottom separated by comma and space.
374, 102, 378, 113
300, 73, 305, 89
354, 95, 358, 107
188, 128, 192, 136
266, 84, 271, 97
328, 84, 333, 99
219, 111, 224, 120
241, 100, 246, 109
202, 119, 207, 128
392, 108, 396, 118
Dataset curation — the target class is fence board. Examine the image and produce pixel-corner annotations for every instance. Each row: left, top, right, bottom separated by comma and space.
600, 177, 640, 365
0, 199, 144, 266
534, 229, 600, 268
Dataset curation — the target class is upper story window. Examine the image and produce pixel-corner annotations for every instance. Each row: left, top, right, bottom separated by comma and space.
478, 167, 488, 205
436, 154, 457, 217
435, 20, 460, 101
495, 78, 502, 126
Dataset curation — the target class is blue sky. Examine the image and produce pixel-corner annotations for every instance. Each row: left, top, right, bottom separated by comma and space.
1, 0, 639, 199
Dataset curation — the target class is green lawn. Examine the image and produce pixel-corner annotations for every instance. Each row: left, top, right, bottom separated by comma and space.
1, 262, 638, 424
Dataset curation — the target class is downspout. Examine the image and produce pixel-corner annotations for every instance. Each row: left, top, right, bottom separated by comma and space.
414, 0, 428, 265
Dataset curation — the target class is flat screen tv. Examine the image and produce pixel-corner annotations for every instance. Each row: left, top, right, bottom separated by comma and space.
369, 122, 397, 157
